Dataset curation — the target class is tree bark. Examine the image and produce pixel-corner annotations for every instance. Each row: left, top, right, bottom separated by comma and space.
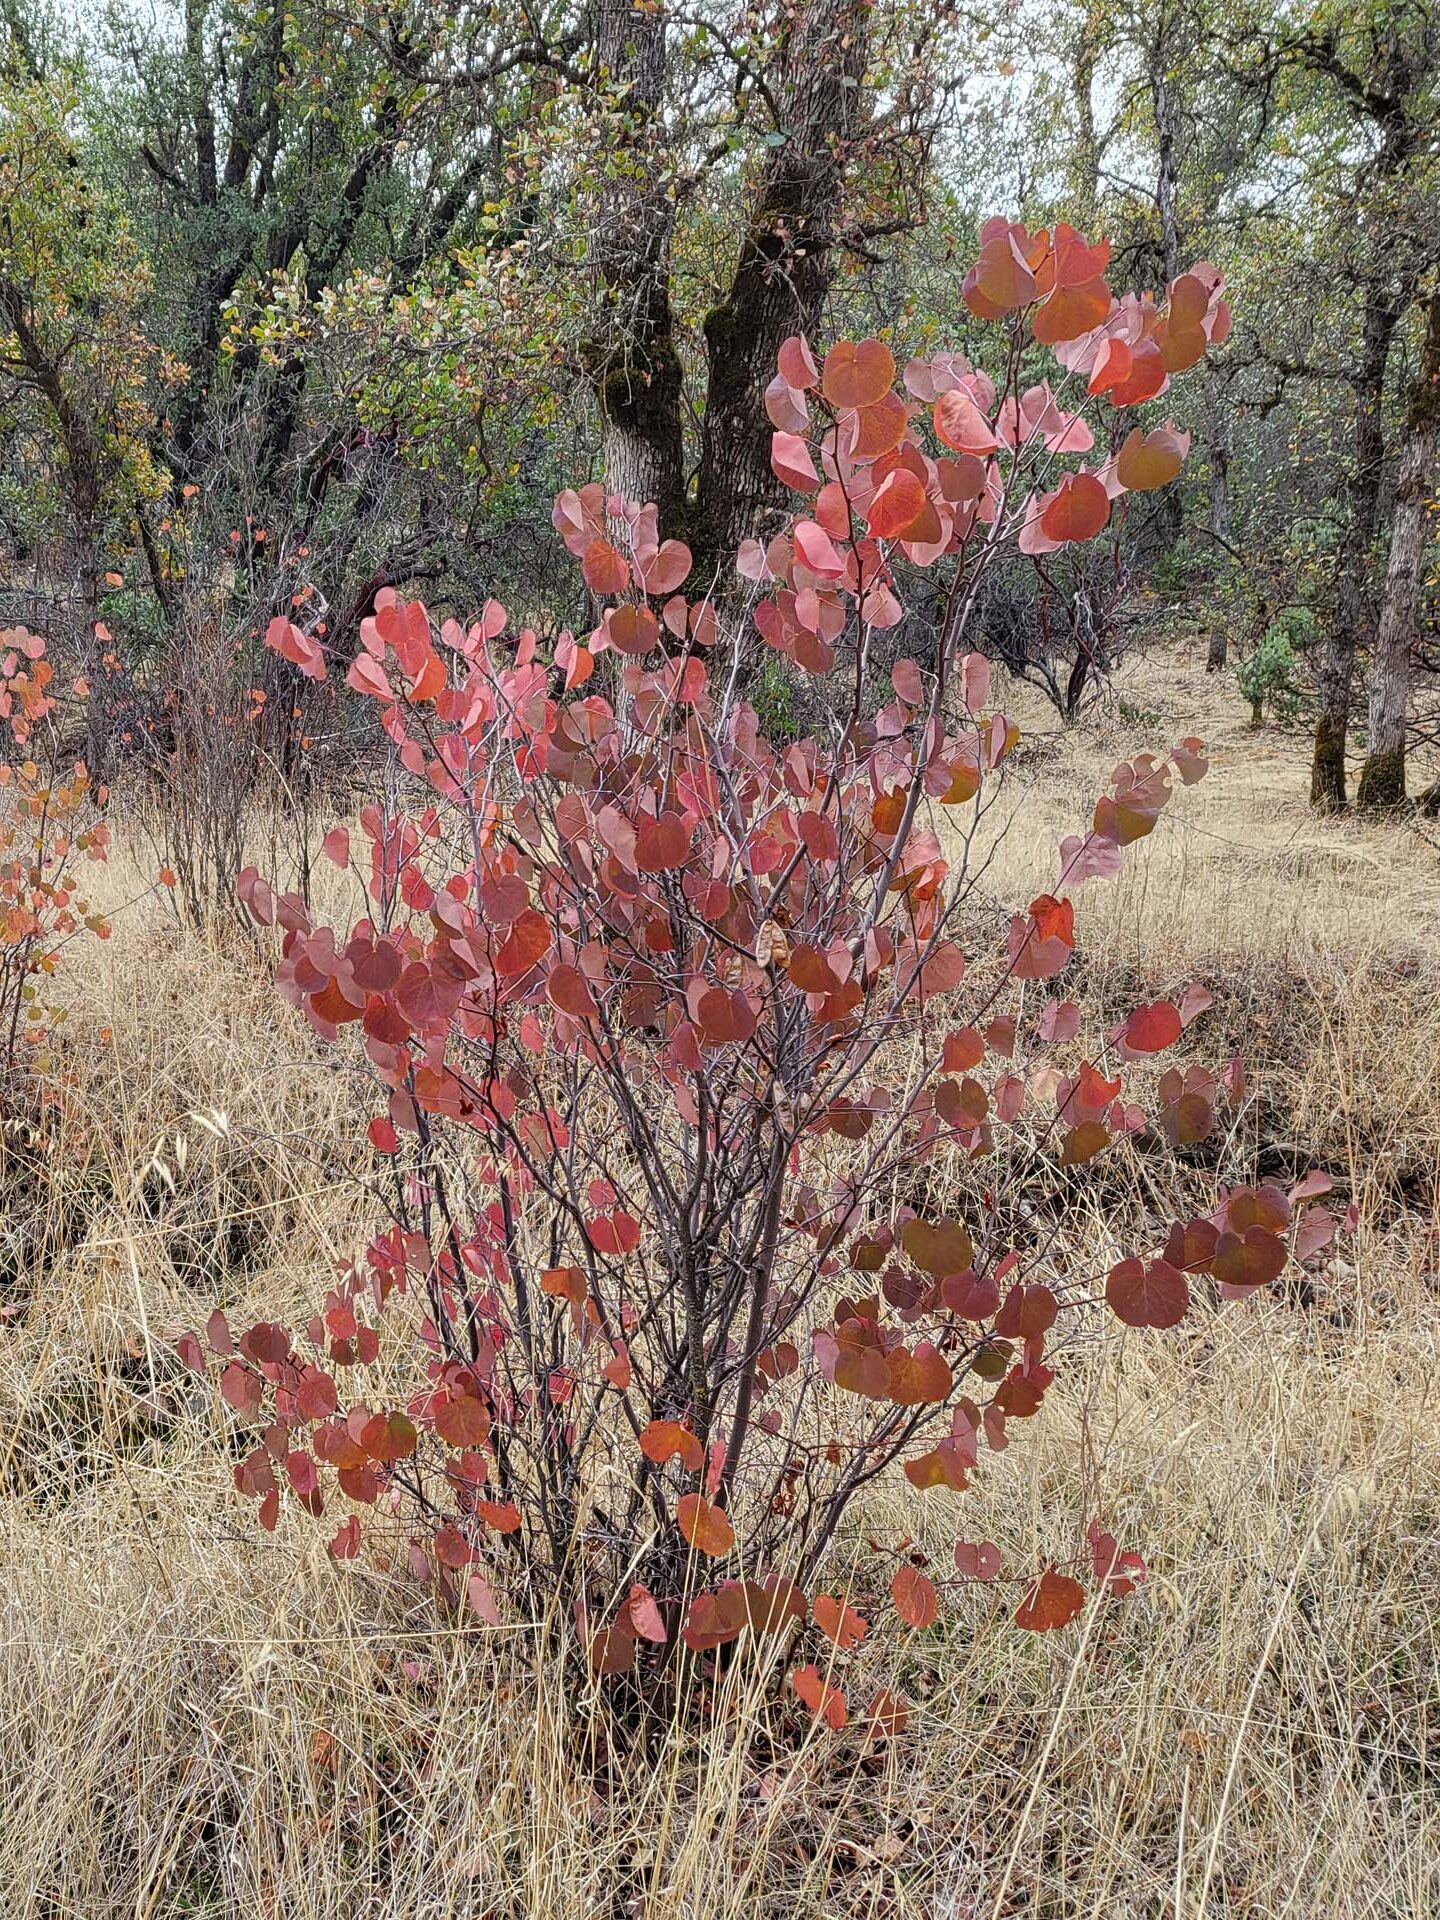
0, 275, 108, 769
1152, 63, 1180, 285
689, 0, 871, 590
1296, 25, 1428, 813
1356, 281, 1440, 812
1310, 294, 1401, 811
582, 0, 687, 529
1070, 24, 1104, 224
1204, 369, 1232, 669
1147, 18, 1187, 556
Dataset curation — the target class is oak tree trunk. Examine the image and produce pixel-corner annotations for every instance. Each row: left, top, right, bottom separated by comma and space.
583, 0, 687, 531
1311, 294, 1401, 812
1356, 282, 1440, 812
0, 276, 110, 771
1204, 370, 1232, 670
1148, 29, 1186, 557
690, 0, 871, 588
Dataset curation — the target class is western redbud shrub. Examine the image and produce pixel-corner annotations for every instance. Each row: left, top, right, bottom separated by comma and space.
181, 224, 1342, 1734
0, 628, 109, 1087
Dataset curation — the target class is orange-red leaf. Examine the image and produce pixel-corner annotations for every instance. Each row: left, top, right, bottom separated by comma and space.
360, 1410, 417, 1463
677, 1493, 735, 1558
1087, 336, 1133, 396
972, 234, 1038, 312
495, 910, 552, 977
434, 1392, 491, 1448
891, 1565, 939, 1629
546, 963, 598, 1020
540, 1264, 586, 1306
1123, 1001, 1181, 1052
886, 1342, 953, 1406
1033, 277, 1111, 344
606, 605, 659, 656
1040, 472, 1110, 543
813, 1595, 869, 1650
1015, 1565, 1085, 1631
635, 811, 692, 872
640, 1420, 705, 1472
867, 469, 928, 539
582, 539, 629, 596
862, 1687, 910, 1740
792, 1663, 848, 1729
822, 338, 896, 409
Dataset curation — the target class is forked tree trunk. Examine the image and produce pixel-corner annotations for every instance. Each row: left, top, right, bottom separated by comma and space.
581, 0, 886, 597
1311, 294, 1401, 812
583, 0, 688, 529
690, 0, 870, 586
1356, 282, 1440, 812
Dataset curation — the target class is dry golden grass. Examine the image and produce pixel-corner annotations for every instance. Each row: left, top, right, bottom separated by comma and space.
2, 641, 1438, 1918
968, 645, 1440, 967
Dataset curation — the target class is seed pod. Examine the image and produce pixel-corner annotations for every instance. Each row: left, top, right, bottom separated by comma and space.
755, 918, 790, 969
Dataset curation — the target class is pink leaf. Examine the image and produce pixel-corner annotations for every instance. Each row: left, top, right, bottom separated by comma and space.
627, 1584, 668, 1643
771, 431, 819, 491
347, 653, 393, 702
